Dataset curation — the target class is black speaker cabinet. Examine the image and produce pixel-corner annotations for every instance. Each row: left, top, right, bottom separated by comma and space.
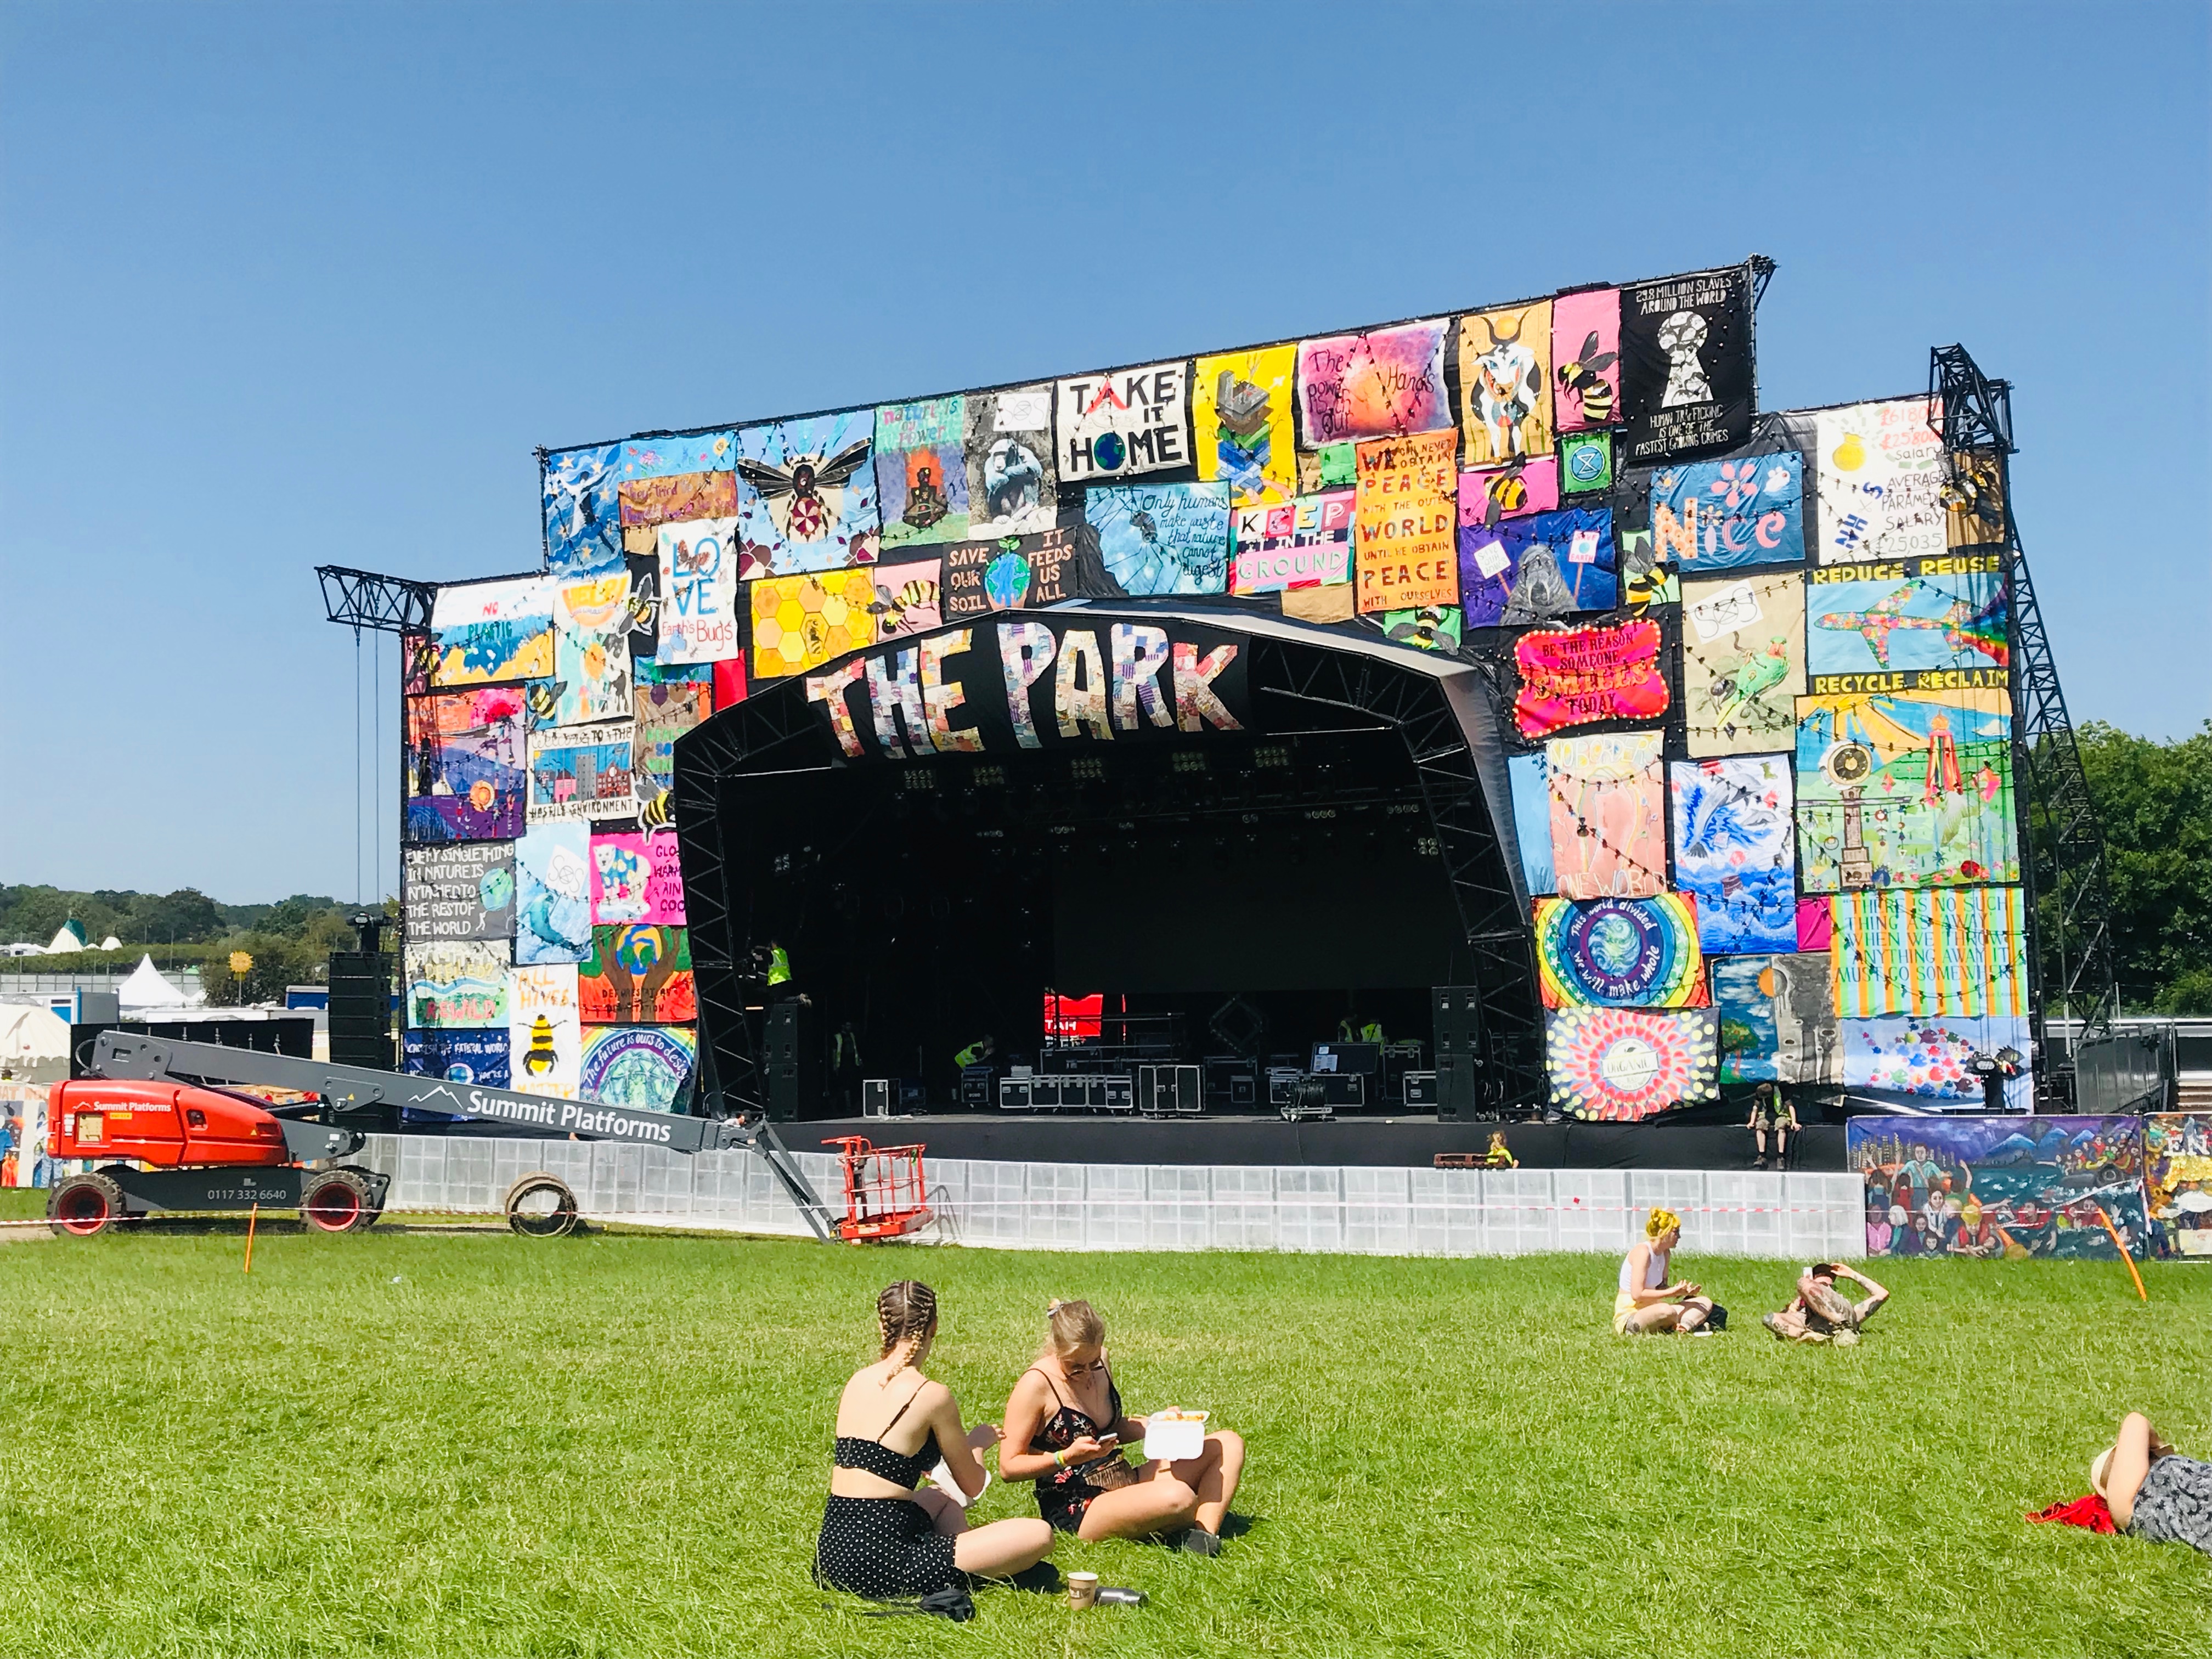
1431, 985, 1482, 1121
766, 1001, 820, 1121
327, 951, 394, 1073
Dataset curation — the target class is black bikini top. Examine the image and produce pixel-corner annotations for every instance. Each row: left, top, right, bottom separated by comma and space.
833, 1380, 941, 1489
1026, 1364, 1122, 1489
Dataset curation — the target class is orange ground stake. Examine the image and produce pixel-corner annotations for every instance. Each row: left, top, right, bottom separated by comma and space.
2095, 1206, 2147, 1301
244, 1202, 258, 1274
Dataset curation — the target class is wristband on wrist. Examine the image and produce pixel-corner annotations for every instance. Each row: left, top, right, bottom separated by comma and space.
1053, 1449, 1066, 1469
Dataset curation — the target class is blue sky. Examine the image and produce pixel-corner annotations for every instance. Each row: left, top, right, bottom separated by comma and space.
2, 1, 2205, 903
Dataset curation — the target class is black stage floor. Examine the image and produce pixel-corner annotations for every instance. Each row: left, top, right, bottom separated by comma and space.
799, 1114, 1846, 1171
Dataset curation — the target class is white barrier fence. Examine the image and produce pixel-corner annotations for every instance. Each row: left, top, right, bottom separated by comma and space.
359, 1135, 1866, 1260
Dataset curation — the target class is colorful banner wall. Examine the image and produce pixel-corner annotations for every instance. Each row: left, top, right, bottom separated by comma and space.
1194, 346, 1297, 507
1680, 572, 1804, 755
1795, 689, 2018, 891
510, 963, 582, 1099
1457, 301, 1553, 466
404, 688, 528, 843
1668, 755, 1796, 954
1547, 732, 1667, 900
1513, 619, 1669, 738
580, 1025, 698, 1113
1805, 552, 2008, 692
1831, 887, 2029, 1018
1535, 895, 1705, 1008
1545, 1007, 1720, 1120
1848, 1116, 2150, 1260
2145, 1114, 2212, 1259
429, 577, 554, 688
1086, 482, 1231, 596
1814, 398, 1946, 563
405, 940, 510, 1030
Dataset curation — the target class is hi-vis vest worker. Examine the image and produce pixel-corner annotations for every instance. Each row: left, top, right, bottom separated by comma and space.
766, 945, 791, 987
954, 1039, 992, 1069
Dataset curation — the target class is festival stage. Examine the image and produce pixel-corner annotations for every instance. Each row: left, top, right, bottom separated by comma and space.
800, 1113, 1847, 1171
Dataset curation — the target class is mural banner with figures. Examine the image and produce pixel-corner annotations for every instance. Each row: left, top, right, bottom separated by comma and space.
1848, 1116, 2149, 1260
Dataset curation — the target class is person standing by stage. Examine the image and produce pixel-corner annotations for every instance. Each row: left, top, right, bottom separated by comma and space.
832, 1020, 864, 1115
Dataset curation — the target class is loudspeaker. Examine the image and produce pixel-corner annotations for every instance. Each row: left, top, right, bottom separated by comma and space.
327, 951, 393, 1071
1431, 985, 1482, 1122
766, 1001, 820, 1121
862, 1079, 891, 1119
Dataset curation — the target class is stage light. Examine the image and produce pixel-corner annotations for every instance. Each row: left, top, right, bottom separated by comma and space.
974, 765, 1006, 787
1254, 744, 1290, 770
1173, 751, 1207, 774
1071, 757, 1105, 781
901, 770, 936, 792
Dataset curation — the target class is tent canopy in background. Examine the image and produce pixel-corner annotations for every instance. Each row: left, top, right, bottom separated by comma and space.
117, 953, 190, 1009
0, 1004, 70, 1084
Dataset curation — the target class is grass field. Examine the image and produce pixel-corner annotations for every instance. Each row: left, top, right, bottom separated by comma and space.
0, 1195, 2206, 1658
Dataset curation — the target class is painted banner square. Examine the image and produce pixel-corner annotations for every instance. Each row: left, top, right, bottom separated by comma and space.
429, 577, 554, 688
1546, 1007, 1719, 1120
1353, 431, 1457, 614
1297, 320, 1452, 445
1087, 483, 1231, 597
1831, 887, 2028, 1018
579, 925, 696, 1025
525, 720, 635, 826
751, 569, 880, 679
403, 841, 516, 943
404, 940, 510, 1030
580, 1025, 698, 1113
1057, 362, 1191, 482
963, 385, 1057, 537
1814, 398, 1946, 563
1650, 453, 1805, 574
1618, 267, 1754, 462
1194, 345, 1297, 507
1551, 289, 1621, 433
735, 411, 879, 577
1458, 301, 1553, 466
554, 571, 634, 726
1795, 689, 2017, 891
1513, 619, 1669, 738
1535, 895, 1705, 1008
1668, 755, 1796, 954
1547, 731, 1666, 900
514, 823, 592, 964
1681, 572, 1805, 756
874, 396, 971, 550
510, 963, 582, 1099
543, 443, 623, 577
404, 688, 528, 844
1805, 552, 2008, 693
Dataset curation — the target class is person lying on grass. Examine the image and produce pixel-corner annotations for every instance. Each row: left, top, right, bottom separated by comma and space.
815, 1280, 1053, 1601
1613, 1207, 1716, 1335
2094, 1412, 2212, 1555
1761, 1261, 1889, 1346
998, 1298, 1247, 1556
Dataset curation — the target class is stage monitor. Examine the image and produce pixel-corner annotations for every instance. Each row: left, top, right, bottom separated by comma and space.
1310, 1042, 1380, 1077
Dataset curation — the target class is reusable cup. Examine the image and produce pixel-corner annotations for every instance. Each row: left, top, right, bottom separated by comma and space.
1067, 1571, 1100, 1611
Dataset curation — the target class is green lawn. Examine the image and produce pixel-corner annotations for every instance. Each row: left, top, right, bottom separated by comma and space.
0, 1205, 2205, 1658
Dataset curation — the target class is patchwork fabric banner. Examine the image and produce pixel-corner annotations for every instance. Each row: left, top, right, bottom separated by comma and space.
1795, 689, 2017, 890
579, 925, 697, 1024
589, 830, 685, 927
1831, 886, 2029, 1018
1380, 606, 1463, 652
1459, 457, 1559, 524
510, 963, 582, 1099
657, 517, 743, 664
526, 720, 635, 826
1842, 1014, 2034, 1109
1560, 432, 1614, 496
2146, 1115, 2212, 1259
1535, 895, 1705, 1008
1545, 1007, 1719, 1120
514, 822, 592, 964
1681, 572, 1805, 756
620, 432, 736, 481
1057, 362, 1191, 482
1353, 431, 1458, 613
632, 679, 711, 800
543, 443, 624, 576
1231, 492, 1353, 595
1459, 507, 1617, 627
617, 470, 738, 529
1513, 619, 1669, 738
1506, 751, 1556, 898
751, 569, 880, 678
402, 841, 516, 943
554, 571, 634, 726
1457, 301, 1553, 466
1295, 441, 1358, 494
404, 688, 528, 844
1297, 320, 1452, 445
874, 396, 971, 550
1669, 755, 1797, 954
942, 525, 1107, 617
734, 411, 880, 577
580, 1024, 697, 1113
1086, 482, 1231, 596
1714, 951, 1841, 1084
1547, 731, 1667, 900
1551, 289, 1621, 433
963, 385, 1058, 537
404, 940, 510, 1030
1814, 398, 1946, 563
1805, 552, 2009, 692
1194, 346, 1297, 507
869, 558, 941, 637
1649, 453, 1805, 573
1848, 1115, 2150, 1261
402, 1028, 511, 1089
1618, 267, 1754, 462
428, 577, 554, 688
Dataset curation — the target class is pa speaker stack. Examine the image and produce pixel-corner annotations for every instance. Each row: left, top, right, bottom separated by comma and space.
327, 951, 394, 1073
1431, 985, 1482, 1122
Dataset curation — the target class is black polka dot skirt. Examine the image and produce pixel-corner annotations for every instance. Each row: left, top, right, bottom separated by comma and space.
815, 1496, 960, 1599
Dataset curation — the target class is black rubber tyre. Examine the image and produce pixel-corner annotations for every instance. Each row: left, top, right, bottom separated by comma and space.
301, 1168, 377, 1233
49, 1172, 130, 1237
505, 1173, 580, 1238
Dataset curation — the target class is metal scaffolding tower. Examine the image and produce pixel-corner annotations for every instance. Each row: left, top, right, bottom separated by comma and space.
1929, 346, 2119, 1099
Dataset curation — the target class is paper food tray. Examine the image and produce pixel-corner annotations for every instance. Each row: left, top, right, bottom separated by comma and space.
928, 1460, 989, 1508
1141, 1411, 1209, 1463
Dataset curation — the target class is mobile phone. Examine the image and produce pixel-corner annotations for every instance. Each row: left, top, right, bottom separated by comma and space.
1096, 1432, 1119, 1447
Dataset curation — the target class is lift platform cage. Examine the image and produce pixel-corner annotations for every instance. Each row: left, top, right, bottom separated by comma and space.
821, 1136, 933, 1243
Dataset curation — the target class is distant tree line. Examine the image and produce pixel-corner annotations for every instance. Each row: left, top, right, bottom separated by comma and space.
0, 886, 373, 1005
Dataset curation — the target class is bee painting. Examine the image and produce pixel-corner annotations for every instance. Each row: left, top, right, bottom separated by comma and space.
870, 570, 941, 636
1386, 606, 1463, 652
1556, 331, 1620, 427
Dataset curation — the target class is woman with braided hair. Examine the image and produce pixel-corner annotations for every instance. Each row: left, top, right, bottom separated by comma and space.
816, 1281, 1054, 1600
1000, 1299, 1248, 1555
1613, 1208, 1716, 1335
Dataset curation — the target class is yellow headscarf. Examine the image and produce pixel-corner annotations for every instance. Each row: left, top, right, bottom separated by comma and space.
1646, 1207, 1682, 1240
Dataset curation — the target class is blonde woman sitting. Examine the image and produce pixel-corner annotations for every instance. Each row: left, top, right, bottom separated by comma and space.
1000, 1299, 1247, 1556
1614, 1207, 1715, 1335
816, 1280, 1054, 1600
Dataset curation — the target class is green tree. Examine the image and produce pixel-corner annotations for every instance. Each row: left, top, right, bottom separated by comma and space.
2059, 721, 2212, 1015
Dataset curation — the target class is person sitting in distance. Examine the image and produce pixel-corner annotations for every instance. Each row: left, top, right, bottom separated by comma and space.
816, 1281, 1053, 1600
1000, 1299, 1246, 1555
1747, 1082, 1797, 1170
1481, 1130, 1518, 1169
1761, 1261, 1889, 1345
1613, 1207, 1716, 1334
2093, 1412, 2212, 1555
